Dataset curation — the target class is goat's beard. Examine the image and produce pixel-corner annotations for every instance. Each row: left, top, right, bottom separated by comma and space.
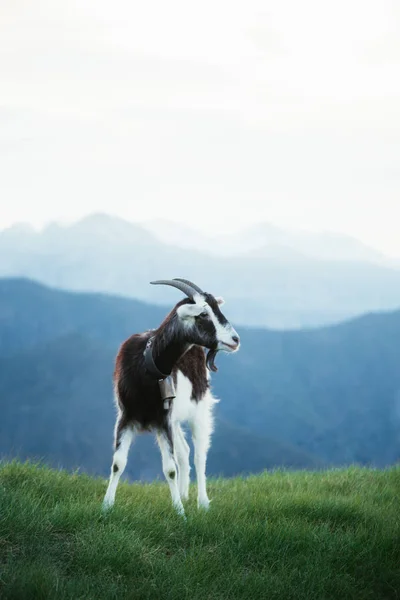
206, 346, 219, 372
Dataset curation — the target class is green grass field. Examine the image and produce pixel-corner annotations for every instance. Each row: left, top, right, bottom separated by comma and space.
0, 462, 399, 599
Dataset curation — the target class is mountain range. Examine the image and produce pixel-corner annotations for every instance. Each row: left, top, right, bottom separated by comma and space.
1, 278, 399, 481
1, 213, 400, 330
142, 219, 386, 262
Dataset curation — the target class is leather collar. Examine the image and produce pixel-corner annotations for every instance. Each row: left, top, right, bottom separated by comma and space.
144, 337, 169, 380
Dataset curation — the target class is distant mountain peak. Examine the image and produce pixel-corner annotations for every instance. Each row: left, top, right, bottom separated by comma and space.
46, 213, 157, 246
142, 217, 386, 263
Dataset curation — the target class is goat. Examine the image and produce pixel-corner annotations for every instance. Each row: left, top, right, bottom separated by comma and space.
103, 278, 240, 516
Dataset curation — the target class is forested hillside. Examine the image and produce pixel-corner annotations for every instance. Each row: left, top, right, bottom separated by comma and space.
1, 278, 399, 479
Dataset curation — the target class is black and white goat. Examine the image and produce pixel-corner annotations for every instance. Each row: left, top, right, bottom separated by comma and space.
103, 278, 240, 516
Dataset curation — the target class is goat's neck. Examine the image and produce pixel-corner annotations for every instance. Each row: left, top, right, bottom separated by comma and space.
151, 327, 191, 376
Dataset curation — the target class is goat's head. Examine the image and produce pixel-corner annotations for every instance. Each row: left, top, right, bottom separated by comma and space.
151, 278, 240, 371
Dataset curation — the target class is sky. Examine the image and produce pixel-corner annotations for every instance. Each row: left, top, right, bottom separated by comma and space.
1, 0, 400, 255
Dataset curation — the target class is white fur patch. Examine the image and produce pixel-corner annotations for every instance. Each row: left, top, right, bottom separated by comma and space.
177, 302, 207, 320
170, 370, 216, 509
207, 305, 239, 351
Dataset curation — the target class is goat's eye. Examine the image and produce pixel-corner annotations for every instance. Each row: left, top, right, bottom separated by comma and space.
198, 311, 208, 319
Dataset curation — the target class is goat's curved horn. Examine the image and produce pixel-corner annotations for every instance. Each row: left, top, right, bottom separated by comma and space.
150, 279, 196, 299
173, 278, 204, 295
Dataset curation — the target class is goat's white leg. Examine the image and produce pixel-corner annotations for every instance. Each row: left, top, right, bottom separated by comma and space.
103, 422, 134, 510
174, 424, 190, 501
157, 428, 185, 517
191, 404, 213, 510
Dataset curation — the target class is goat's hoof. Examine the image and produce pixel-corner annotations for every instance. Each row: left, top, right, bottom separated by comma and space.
198, 498, 210, 511
102, 500, 114, 512
174, 503, 186, 519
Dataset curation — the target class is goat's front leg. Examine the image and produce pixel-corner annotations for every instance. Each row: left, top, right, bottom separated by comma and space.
174, 424, 190, 501
157, 426, 185, 517
191, 406, 212, 510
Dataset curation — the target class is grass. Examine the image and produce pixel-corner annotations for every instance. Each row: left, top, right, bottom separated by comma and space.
0, 462, 399, 599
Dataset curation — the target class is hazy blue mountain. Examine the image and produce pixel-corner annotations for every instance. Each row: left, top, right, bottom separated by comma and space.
0, 278, 399, 481
142, 218, 385, 262
0, 334, 317, 480
2, 214, 400, 329
0, 279, 318, 479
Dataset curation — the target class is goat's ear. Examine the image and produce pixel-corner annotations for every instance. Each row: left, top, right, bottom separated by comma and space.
177, 303, 206, 320
215, 296, 225, 306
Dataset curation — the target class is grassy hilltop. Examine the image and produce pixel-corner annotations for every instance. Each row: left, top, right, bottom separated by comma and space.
0, 462, 399, 599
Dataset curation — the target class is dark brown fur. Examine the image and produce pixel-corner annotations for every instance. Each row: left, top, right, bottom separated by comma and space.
114, 334, 209, 434
173, 346, 209, 401
113, 301, 212, 442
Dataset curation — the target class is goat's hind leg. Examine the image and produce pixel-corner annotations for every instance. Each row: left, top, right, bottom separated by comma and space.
157, 425, 185, 517
103, 415, 134, 510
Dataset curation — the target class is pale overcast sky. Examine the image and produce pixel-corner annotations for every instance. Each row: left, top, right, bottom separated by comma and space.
1, 0, 400, 254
